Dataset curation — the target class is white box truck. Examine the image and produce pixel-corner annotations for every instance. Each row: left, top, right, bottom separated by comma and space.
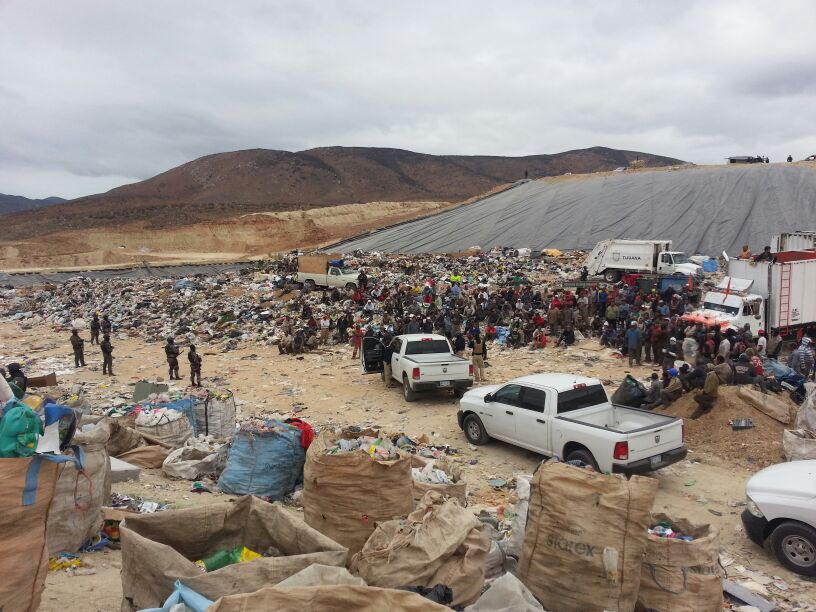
683, 251, 816, 337
772, 232, 816, 252
583, 239, 702, 283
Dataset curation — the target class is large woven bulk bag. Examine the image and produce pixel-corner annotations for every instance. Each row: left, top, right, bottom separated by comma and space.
517, 462, 658, 612
303, 429, 413, 556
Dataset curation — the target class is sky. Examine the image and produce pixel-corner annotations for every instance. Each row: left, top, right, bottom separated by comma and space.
1, 0, 815, 199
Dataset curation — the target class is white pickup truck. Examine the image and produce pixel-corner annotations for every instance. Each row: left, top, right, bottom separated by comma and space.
361, 333, 474, 401
295, 254, 360, 291
457, 373, 687, 475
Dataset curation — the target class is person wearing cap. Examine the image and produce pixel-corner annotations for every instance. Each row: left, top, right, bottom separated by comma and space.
662, 337, 679, 371
70, 329, 86, 367
6, 363, 27, 395
789, 337, 815, 379
659, 368, 683, 406
164, 337, 181, 380
625, 320, 642, 367
100, 335, 114, 376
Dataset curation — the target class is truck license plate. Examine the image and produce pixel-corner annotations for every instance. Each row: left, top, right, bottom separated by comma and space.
650, 455, 662, 467
438, 381, 451, 387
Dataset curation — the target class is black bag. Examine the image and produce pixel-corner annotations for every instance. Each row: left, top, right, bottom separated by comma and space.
611, 375, 647, 408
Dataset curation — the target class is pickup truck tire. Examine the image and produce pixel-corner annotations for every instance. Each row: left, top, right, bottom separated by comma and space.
403, 377, 417, 402
770, 521, 816, 576
463, 414, 489, 445
452, 388, 465, 399
345, 282, 357, 291
603, 269, 621, 283
304, 279, 316, 291
565, 448, 600, 472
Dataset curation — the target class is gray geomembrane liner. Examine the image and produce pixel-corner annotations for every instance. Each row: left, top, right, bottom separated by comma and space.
334, 164, 816, 255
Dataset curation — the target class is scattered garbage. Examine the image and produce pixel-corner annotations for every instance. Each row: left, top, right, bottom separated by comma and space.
730, 419, 755, 430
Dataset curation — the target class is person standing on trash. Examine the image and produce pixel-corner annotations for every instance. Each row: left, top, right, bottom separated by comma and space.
691, 364, 719, 419
90, 314, 101, 345
351, 324, 364, 360
188, 345, 202, 387
789, 337, 815, 379
101, 314, 112, 336
70, 329, 86, 367
319, 313, 332, 345
625, 321, 642, 367
164, 337, 182, 380
100, 335, 114, 376
357, 268, 368, 291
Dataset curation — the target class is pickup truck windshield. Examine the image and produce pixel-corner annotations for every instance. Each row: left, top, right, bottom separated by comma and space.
404, 340, 452, 355
557, 384, 609, 414
703, 301, 739, 316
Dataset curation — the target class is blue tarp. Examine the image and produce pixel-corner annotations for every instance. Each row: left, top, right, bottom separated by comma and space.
702, 259, 719, 272
156, 398, 197, 435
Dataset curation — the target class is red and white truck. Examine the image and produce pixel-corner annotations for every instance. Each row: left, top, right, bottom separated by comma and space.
684, 249, 816, 337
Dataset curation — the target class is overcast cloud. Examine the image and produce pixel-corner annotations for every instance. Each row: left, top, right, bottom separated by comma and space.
1, 0, 815, 199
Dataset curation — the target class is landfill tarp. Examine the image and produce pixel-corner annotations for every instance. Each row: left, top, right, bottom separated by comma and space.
0, 457, 62, 612
350, 491, 489, 606
332, 164, 816, 254
47, 422, 112, 554
119, 496, 348, 610
207, 585, 450, 612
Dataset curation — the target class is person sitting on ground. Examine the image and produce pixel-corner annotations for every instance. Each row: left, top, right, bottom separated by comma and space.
658, 368, 684, 407
734, 353, 768, 393
531, 327, 548, 349
679, 361, 706, 391
555, 325, 576, 347
713, 354, 734, 385
691, 363, 719, 419
641, 372, 662, 409
5, 363, 27, 396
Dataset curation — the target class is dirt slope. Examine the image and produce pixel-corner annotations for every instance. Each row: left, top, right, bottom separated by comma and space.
1, 146, 683, 239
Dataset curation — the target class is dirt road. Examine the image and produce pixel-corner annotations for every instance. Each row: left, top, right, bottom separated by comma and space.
1, 322, 812, 611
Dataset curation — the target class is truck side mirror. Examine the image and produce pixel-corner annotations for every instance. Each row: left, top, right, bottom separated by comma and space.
484, 393, 493, 403
754, 314, 761, 320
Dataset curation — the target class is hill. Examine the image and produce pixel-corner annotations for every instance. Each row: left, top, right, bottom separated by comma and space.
0, 193, 65, 215
0, 146, 683, 239
333, 162, 816, 255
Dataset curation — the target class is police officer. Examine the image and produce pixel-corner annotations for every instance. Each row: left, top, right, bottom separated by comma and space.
165, 337, 181, 380
101, 314, 112, 336
100, 335, 114, 376
90, 314, 101, 345
188, 345, 202, 387
70, 329, 86, 367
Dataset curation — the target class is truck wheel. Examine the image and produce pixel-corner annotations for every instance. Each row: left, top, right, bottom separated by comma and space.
565, 449, 600, 471
304, 279, 316, 291
345, 282, 357, 291
770, 522, 816, 577
403, 377, 417, 402
603, 270, 621, 283
463, 414, 489, 445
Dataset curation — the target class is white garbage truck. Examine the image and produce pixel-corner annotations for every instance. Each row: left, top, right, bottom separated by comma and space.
583, 239, 702, 283
683, 251, 816, 338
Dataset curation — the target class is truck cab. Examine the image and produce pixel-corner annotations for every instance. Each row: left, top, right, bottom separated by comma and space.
656, 251, 701, 277
683, 277, 766, 334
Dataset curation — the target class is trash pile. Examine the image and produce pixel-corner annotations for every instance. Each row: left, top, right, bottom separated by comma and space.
648, 519, 695, 542
325, 433, 400, 460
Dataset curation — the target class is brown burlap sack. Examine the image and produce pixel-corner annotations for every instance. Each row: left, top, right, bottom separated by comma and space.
116, 444, 172, 468
518, 462, 659, 612
351, 491, 489, 606
209, 585, 450, 612
411, 455, 468, 506
119, 496, 347, 610
106, 418, 144, 456
47, 422, 112, 553
303, 430, 414, 556
636, 514, 722, 612
0, 457, 62, 612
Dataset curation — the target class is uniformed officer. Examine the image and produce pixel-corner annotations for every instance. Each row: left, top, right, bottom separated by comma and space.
101, 314, 112, 336
165, 337, 181, 380
100, 334, 114, 376
70, 329, 86, 367
90, 314, 101, 344
188, 345, 202, 387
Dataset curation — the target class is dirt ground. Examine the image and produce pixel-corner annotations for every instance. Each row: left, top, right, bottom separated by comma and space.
1, 322, 813, 611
